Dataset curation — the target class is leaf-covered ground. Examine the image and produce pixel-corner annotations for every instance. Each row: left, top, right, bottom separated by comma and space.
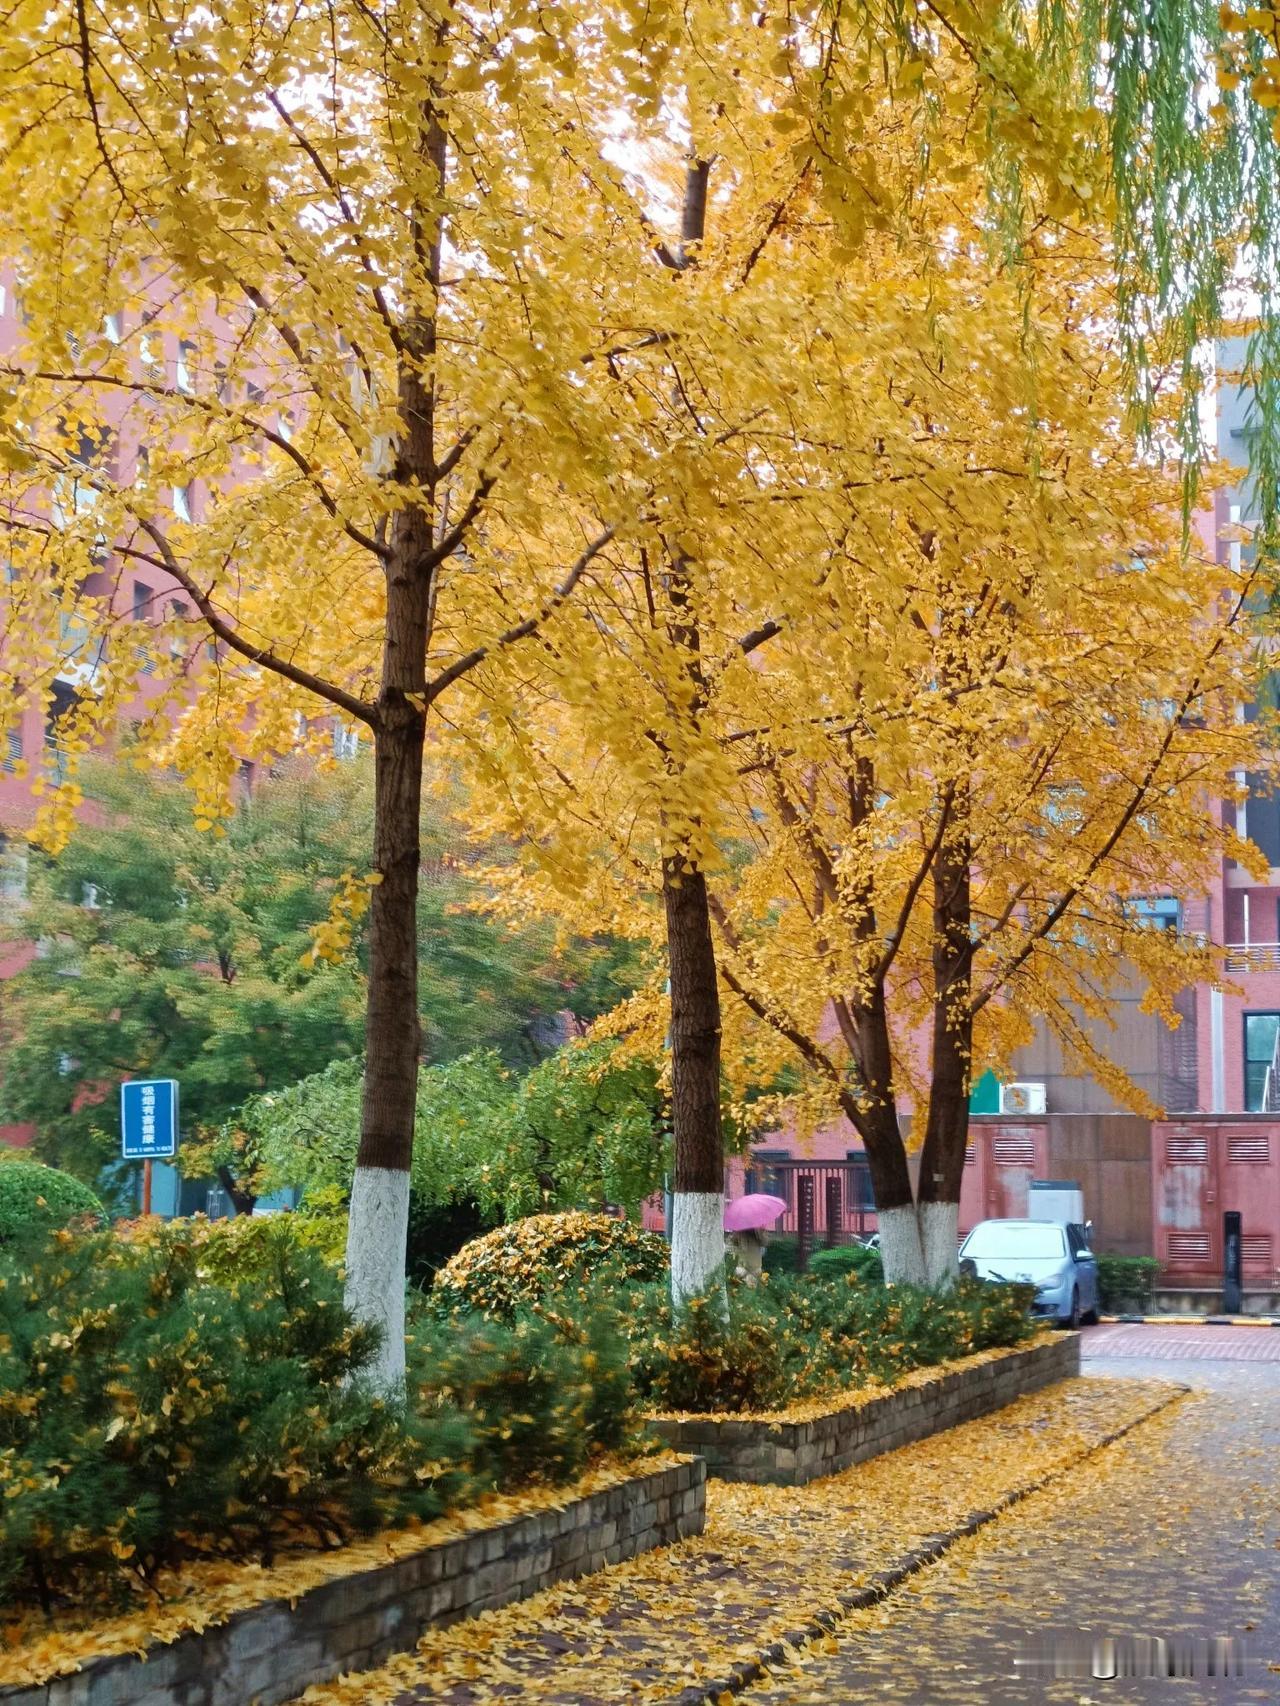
300, 1375, 1182, 1706
747, 1359, 1280, 1704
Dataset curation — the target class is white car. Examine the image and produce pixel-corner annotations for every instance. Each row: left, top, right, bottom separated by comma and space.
959, 1218, 1099, 1328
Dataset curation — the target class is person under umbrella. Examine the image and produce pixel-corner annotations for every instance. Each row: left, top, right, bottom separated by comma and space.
723, 1193, 787, 1284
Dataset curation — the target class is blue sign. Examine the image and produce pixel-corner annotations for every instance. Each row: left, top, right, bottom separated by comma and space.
121, 1079, 179, 1160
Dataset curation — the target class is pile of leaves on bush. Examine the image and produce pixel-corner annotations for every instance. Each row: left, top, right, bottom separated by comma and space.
431, 1210, 668, 1318
0, 1162, 105, 1243
625, 1271, 1036, 1413
0, 1217, 642, 1614
114, 1198, 348, 1277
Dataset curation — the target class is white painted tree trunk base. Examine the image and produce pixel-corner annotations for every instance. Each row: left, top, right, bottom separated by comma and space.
670, 1191, 726, 1307
879, 1200, 962, 1290
877, 1203, 928, 1287
344, 1164, 410, 1391
920, 1199, 960, 1291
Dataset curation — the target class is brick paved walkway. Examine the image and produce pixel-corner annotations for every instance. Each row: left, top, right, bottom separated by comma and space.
1083, 1322, 1280, 1361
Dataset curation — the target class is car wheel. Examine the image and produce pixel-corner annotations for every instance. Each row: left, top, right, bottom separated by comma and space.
1062, 1287, 1080, 1330
1082, 1298, 1099, 1326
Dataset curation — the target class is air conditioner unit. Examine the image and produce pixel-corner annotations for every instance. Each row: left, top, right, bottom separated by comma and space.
999, 1081, 1047, 1116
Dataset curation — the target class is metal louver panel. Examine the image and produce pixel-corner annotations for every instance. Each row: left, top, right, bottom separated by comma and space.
1165, 1132, 1209, 1165
1166, 1231, 1212, 1263
993, 1135, 1035, 1166
1226, 1134, 1271, 1163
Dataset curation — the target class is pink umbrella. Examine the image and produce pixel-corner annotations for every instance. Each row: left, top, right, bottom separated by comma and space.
724, 1193, 788, 1232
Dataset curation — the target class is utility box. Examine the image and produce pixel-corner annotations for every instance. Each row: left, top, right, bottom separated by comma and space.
1027, 1179, 1085, 1225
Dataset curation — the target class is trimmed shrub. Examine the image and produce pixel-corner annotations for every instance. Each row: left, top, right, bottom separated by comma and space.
807, 1242, 884, 1286
432, 1211, 667, 1319
0, 1162, 105, 1243
0, 1222, 467, 1609
761, 1235, 801, 1274
628, 1272, 1037, 1414
411, 1306, 639, 1488
1096, 1253, 1160, 1311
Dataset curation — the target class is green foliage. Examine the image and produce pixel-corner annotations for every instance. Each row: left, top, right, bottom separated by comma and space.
0, 760, 641, 1193
243, 1040, 668, 1223
806, 1243, 884, 1286
0, 1163, 104, 1242
0, 1221, 467, 1608
761, 1236, 801, 1274
431, 1212, 668, 1320
410, 1307, 638, 1489
627, 1274, 1038, 1415
405, 1197, 498, 1287
0, 762, 368, 1186
1095, 1253, 1160, 1311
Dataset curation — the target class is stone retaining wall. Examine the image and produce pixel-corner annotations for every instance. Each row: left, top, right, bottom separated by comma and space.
1, 1458, 705, 1706
650, 1334, 1080, 1486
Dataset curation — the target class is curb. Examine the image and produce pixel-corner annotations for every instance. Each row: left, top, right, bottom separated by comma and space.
666, 1383, 1189, 1706
1099, 1314, 1280, 1327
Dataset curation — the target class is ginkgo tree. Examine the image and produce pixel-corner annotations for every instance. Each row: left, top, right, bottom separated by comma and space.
459, 176, 1275, 1288
1, 0, 1278, 1373
0, 0, 1111, 1349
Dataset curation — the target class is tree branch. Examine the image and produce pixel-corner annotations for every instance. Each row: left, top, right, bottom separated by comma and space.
425, 521, 619, 702
121, 521, 377, 726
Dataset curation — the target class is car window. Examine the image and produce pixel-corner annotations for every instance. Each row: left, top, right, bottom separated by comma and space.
962, 1224, 1067, 1259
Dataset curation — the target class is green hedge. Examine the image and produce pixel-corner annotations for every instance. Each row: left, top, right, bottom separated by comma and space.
0, 1162, 105, 1242
0, 1220, 643, 1612
806, 1242, 884, 1286
1096, 1253, 1160, 1311
626, 1271, 1036, 1413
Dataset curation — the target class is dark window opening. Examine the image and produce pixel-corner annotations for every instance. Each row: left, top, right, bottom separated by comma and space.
1244, 1011, 1280, 1112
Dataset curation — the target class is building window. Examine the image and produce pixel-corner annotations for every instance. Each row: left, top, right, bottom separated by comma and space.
172, 483, 192, 522
168, 598, 190, 658
0, 834, 28, 910
844, 1152, 876, 1209
1130, 896, 1181, 933
132, 580, 152, 621
45, 682, 77, 785
748, 1149, 793, 1209
1244, 1011, 1280, 1112
103, 311, 123, 343
332, 720, 360, 760
176, 339, 196, 393
2, 724, 23, 774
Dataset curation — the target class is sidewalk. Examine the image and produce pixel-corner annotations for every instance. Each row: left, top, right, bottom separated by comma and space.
298, 1376, 1185, 1706
1098, 1313, 1280, 1326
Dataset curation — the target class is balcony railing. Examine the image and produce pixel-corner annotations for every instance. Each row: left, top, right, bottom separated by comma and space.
1224, 943, 1280, 973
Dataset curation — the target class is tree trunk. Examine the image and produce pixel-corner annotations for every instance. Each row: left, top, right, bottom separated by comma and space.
218, 1165, 256, 1218
343, 96, 443, 1388
663, 856, 726, 1303
838, 753, 928, 1286
916, 800, 973, 1291
839, 1081, 927, 1287
344, 693, 427, 1388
